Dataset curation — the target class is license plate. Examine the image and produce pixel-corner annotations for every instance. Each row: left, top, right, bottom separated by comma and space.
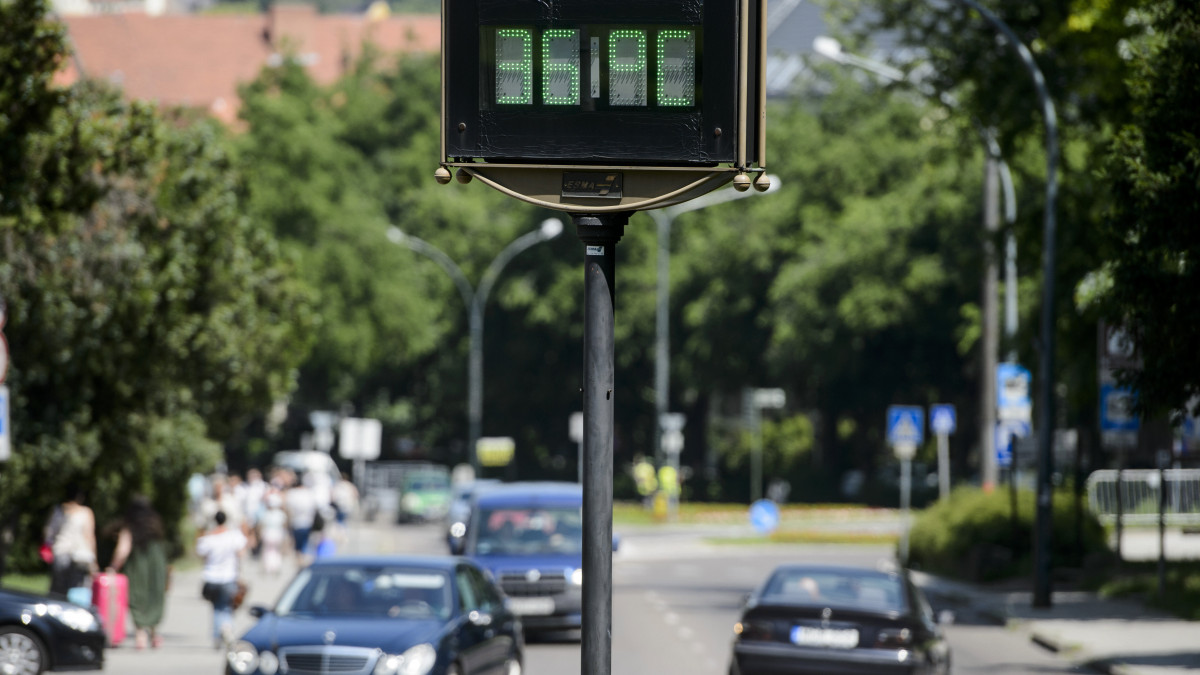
507, 597, 555, 616
790, 626, 859, 649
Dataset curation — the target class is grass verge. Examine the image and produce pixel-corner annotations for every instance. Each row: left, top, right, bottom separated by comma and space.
0, 573, 51, 595
612, 501, 895, 526
707, 530, 899, 547
1096, 560, 1200, 620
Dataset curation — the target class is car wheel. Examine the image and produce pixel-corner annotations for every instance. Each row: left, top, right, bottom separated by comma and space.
445, 662, 462, 675
0, 626, 48, 675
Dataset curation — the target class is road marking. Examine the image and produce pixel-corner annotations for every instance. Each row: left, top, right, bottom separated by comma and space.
664, 611, 679, 625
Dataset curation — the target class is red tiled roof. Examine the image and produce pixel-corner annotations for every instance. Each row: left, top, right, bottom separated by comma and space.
57, 6, 440, 124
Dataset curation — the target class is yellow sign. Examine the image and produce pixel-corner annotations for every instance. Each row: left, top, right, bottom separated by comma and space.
476, 437, 515, 467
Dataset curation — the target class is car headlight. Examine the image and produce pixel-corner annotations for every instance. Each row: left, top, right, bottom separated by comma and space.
47, 604, 98, 633
571, 568, 583, 586
258, 650, 279, 675
226, 640, 259, 675
374, 643, 437, 675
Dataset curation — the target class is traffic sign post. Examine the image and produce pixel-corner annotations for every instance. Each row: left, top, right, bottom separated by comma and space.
886, 405, 923, 565
660, 413, 685, 521
929, 404, 956, 500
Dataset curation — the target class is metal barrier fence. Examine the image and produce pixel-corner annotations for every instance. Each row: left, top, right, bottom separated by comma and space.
1086, 469, 1200, 526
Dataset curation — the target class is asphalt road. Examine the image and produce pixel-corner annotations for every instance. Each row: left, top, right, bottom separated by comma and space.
96, 518, 1088, 675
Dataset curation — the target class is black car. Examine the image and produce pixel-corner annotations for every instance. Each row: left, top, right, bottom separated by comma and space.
226, 556, 523, 675
0, 587, 106, 675
729, 564, 952, 675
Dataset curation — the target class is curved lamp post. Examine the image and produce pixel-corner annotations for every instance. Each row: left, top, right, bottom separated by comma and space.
387, 218, 564, 471
649, 176, 781, 466
949, 0, 1059, 609
813, 36, 1022, 495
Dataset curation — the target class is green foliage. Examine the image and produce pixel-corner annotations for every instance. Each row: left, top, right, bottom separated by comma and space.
1099, 0, 1200, 418
0, 0, 311, 570
907, 486, 1109, 582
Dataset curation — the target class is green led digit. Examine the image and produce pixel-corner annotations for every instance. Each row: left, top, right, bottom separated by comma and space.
609, 29, 647, 106
542, 29, 580, 105
656, 29, 695, 106
495, 28, 532, 105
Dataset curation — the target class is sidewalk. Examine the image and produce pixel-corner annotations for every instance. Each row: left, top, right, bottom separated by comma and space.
912, 571, 1200, 675
98, 544, 304, 674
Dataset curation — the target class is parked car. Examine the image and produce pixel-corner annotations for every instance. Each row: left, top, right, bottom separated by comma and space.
226, 555, 522, 675
451, 482, 596, 634
397, 466, 452, 523
728, 563, 951, 675
0, 586, 105, 674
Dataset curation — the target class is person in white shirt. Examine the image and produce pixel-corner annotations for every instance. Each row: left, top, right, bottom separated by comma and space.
195, 511, 247, 649
284, 475, 318, 561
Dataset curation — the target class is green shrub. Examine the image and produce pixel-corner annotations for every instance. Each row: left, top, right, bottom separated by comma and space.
906, 486, 1109, 582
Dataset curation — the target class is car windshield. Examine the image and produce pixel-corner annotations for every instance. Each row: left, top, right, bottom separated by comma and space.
762, 569, 906, 612
406, 474, 449, 492
473, 506, 583, 555
275, 566, 452, 620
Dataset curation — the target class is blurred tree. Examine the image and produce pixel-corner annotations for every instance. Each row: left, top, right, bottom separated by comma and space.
0, 0, 312, 569
1100, 0, 1200, 418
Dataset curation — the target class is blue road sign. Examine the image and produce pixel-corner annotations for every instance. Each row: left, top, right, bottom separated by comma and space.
997, 362, 1032, 422
930, 404, 957, 436
1099, 384, 1139, 432
0, 385, 9, 462
995, 425, 1013, 468
887, 406, 924, 447
749, 499, 780, 535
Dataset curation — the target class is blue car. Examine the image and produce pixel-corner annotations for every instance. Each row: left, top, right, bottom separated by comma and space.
226, 556, 523, 675
0, 586, 105, 675
451, 482, 588, 634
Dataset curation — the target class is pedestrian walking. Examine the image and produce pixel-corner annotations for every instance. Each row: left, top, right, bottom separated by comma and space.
196, 511, 247, 649
108, 495, 169, 650
257, 492, 289, 575
283, 473, 318, 563
45, 484, 98, 597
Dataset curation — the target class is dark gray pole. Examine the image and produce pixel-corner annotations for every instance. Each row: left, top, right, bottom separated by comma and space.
981, 155, 1000, 492
575, 213, 627, 675
954, 0, 1059, 609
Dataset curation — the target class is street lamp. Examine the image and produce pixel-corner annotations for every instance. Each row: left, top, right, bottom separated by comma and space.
387, 218, 564, 471
650, 176, 781, 468
813, 36, 1022, 493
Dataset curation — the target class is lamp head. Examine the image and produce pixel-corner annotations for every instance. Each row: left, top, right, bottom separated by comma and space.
540, 218, 564, 239
812, 36, 843, 60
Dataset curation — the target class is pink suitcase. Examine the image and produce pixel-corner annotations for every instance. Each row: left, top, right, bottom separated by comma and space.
92, 572, 128, 646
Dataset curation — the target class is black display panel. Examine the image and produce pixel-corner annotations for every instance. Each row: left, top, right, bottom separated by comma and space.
444, 0, 754, 165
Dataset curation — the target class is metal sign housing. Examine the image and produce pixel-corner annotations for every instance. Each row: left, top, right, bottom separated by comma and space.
440, 0, 768, 212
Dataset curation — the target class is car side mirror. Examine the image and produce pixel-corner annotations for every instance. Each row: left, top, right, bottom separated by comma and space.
249, 606, 270, 619
468, 610, 493, 626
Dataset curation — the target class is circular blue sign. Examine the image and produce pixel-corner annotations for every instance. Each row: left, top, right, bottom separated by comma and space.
749, 499, 780, 535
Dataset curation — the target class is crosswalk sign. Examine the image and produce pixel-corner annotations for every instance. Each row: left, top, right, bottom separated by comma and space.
887, 406, 924, 447
930, 404, 956, 435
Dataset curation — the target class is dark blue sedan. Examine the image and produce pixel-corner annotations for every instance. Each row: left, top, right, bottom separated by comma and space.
0, 587, 105, 675
226, 556, 523, 675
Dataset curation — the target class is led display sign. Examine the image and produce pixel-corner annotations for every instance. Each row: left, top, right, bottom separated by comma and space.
440, 0, 767, 212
